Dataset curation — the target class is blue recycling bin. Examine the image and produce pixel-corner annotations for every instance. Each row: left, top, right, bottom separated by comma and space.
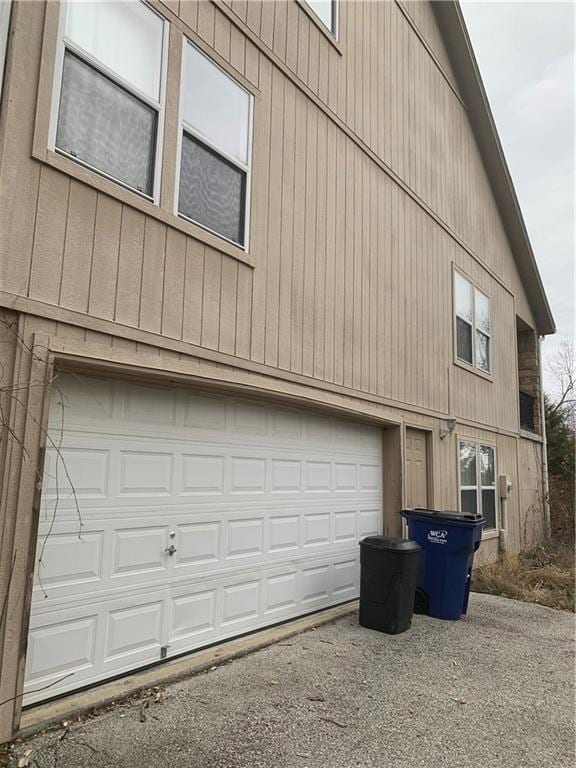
400, 508, 484, 620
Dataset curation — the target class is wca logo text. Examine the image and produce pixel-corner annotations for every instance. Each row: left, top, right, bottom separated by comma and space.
427, 529, 448, 544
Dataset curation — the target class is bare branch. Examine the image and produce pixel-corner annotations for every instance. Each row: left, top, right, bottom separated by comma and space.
546, 340, 575, 416
0, 672, 74, 709
0, 327, 84, 605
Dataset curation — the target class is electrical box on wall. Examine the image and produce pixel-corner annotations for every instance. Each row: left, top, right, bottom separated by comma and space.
498, 475, 512, 498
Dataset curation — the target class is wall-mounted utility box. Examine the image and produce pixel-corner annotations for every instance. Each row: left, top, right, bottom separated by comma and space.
498, 475, 512, 499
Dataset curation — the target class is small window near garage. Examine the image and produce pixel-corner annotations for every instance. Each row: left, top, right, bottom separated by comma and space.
53, 1, 166, 198
305, 1, 338, 35
454, 271, 492, 375
459, 441, 497, 531
177, 42, 252, 248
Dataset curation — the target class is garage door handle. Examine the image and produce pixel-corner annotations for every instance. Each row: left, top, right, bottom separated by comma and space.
164, 544, 177, 556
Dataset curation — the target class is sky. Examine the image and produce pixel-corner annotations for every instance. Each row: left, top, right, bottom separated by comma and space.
460, 0, 574, 395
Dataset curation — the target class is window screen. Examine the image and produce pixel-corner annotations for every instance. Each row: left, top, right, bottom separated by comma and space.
179, 133, 245, 245
54, 0, 164, 197
178, 43, 251, 246
57, 52, 157, 195
456, 317, 473, 364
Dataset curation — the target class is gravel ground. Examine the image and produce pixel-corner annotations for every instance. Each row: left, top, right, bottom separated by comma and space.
11, 593, 575, 768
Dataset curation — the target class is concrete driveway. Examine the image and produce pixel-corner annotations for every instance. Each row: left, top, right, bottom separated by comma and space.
12, 593, 575, 768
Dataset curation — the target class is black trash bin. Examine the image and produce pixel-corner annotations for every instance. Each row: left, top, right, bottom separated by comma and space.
359, 536, 422, 634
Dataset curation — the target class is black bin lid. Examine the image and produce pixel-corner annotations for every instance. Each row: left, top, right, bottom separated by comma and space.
404, 508, 484, 523
360, 536, 421, 551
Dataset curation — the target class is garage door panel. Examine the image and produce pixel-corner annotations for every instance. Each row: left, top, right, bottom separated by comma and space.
333, 559, 359, 597
334, 510, 358, 543
104, 600, 165, 662
120, 382, 178, 426
265, 571, 298, 615
52, 380, 381, 459
167, 552, 362, 656
27, 375, 383, 703
48, 375, 115, 429
174, 521, 221, 566
304, 460, 331, 492
170, 589, 218, 643
98, 587, 169, 677
41, 449, 381, 513
303, 512, 331, 548
42, 446, 111, 500
33, 517, 170, 602
225, 517, 265, 559
180, 454, 225, 495
184, 394, 228, 430
118, 451, 174, 497
26, 587, 170, 704
32, 528, 105, 592
221, 580, 261, 627
270, 458, 301, 493
359, 509, 382, 537
32, 504, 375, 603
111, 525, 171, 577
268, 513, 300, 553
26, 614, 98, 685
359, 462, 381, 491
229, 456, 267, 494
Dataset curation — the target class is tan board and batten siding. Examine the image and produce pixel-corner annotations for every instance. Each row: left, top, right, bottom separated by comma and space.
1, 0, 534, 417
0, 0, 549, 741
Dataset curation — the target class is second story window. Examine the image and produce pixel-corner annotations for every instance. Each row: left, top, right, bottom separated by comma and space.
305, 1, 337, 35
178, 43, 252, 248
53, 1, 166, 198
454, 271, 492, 374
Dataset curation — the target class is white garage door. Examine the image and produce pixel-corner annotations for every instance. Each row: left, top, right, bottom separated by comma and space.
25, 374, 383, 704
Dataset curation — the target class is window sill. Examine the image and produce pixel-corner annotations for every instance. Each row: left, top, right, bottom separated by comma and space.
482, 529, 499, 541
295, 1, 343, 55
37, 149, 255, 268
454, 357, 493, 383
519, 429, 543, 443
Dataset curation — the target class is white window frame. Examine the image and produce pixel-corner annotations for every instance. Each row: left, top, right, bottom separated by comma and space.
48, 0, 169, 204
453, 270, 492, 375
305, 1, 339, 38
458, 440, 498, 532
175, 39, 253, 252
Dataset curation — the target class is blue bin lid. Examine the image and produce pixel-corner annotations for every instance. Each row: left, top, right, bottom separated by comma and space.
360, 536, 421, 551
401, 508, 485, 524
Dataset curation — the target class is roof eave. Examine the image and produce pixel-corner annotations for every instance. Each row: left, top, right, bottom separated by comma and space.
432, 0, 556, 336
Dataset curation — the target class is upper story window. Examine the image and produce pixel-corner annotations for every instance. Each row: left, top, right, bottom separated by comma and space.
177, 42, 252, 249
52, 1, 166, 199
454, 271, 492, 374
459, 441, 497, 531
305, 1, 337, 36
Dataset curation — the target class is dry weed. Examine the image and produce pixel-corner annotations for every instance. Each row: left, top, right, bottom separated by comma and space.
472, 541, 575, 612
